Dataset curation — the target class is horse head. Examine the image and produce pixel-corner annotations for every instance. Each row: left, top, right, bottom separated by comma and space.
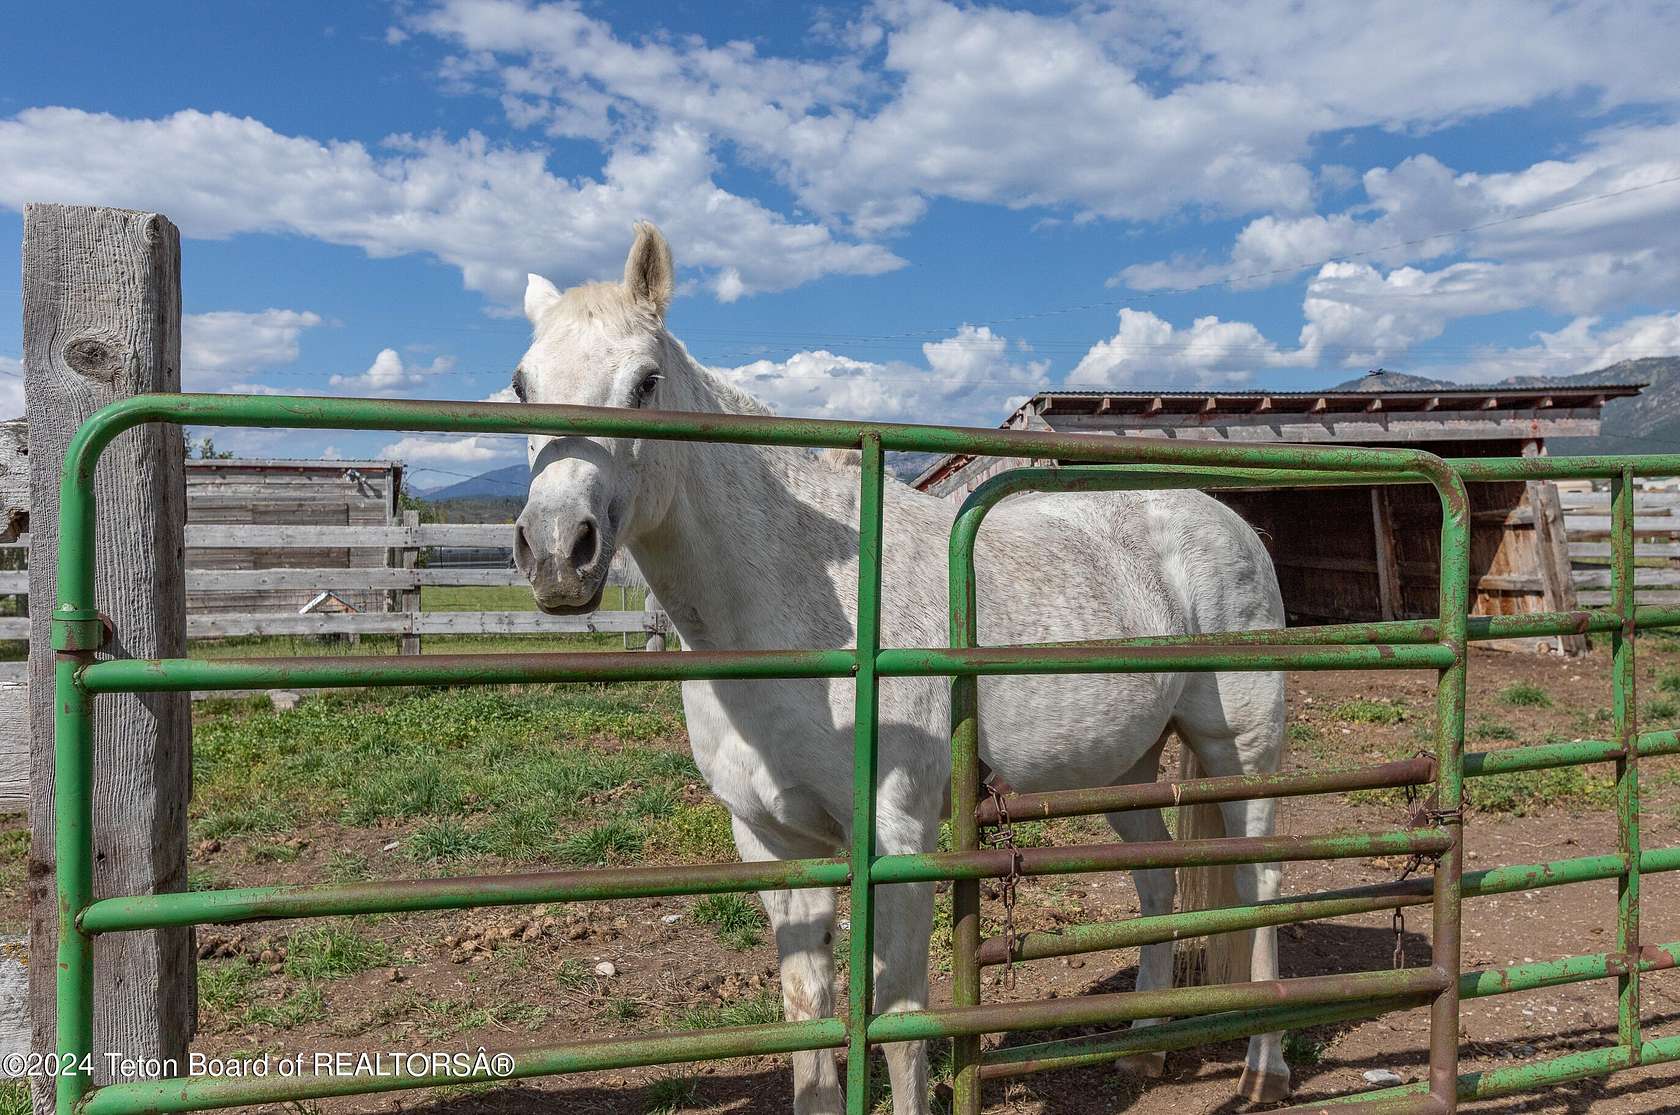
510, 222, 688, 614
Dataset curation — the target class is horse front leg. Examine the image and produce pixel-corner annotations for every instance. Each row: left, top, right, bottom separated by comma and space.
868, 812, 938, 1115
732, 817, 844, 1115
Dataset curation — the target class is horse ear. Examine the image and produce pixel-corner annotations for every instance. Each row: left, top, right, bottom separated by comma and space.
624, 221, 674, 316
524, 273, 563, 325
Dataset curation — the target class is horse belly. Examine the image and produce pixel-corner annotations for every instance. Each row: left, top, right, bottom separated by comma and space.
976, 672, 1179, 792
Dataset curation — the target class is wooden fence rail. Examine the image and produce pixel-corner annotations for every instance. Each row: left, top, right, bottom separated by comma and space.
1562, 488, 1680, 605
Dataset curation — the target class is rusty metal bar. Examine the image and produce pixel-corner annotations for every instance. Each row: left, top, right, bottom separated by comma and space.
871, 829, 1452, 886
975, 756, 1436, 826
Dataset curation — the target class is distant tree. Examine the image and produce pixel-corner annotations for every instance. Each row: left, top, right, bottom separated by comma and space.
182, 431, 234, 459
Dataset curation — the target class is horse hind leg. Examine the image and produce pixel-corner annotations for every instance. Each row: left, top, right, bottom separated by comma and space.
1100, 736, 1175, 1080
1173, 673, 1291, 1104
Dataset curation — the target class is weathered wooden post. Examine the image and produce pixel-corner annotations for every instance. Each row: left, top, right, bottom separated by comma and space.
24, 204, 193, 1111
399, 509, 422, 655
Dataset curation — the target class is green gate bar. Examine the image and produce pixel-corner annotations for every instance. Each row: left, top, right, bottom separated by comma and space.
43, 391, 1680, 1115
941, 461, 1473, 1114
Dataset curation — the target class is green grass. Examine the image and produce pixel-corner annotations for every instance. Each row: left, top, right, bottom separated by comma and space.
644, 1075, 699, 1114
670, 990, 783, 1030
1332, 698, 1408, 725
559, 818, 646, 865
1659, 671, 1680, 695
1469, 719, 1519, 742
1470, 765, 1615, 816
283, 924, 392, 982
1646, 697, 1679, 722
1499, 682, 1553, 708
691, 893, 767, 951
190, 682, 700, 873
0, 1079, 28, 1115
1350, 742, 1614, 815
0, 828, 28, 888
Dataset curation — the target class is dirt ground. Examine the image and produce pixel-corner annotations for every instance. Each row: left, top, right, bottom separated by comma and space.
8, 641, 1680, 1114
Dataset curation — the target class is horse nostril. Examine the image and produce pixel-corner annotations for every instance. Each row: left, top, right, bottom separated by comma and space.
569, 518, 599, 572
514, 523, 535, 574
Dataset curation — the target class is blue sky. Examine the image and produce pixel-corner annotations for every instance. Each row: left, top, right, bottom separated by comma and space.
2, 1, 1679, 481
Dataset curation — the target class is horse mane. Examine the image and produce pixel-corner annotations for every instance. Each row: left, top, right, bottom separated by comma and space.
692, 362, 861, 472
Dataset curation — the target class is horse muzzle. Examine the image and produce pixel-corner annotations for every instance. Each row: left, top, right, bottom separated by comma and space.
514, 510, 614, 614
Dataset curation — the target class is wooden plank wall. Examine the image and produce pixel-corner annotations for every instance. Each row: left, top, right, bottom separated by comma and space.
1563, 488, 1680, 606
185, 459, 397, 616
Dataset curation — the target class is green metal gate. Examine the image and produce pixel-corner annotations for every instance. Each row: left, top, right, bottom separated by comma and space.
43, 393, 1680, 1114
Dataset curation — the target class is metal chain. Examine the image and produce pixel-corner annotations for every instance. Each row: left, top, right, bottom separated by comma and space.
981, 780, 1022, 990
1392, 753, 1469, 968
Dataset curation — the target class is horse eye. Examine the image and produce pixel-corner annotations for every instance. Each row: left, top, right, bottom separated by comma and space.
632, 373, 662, 406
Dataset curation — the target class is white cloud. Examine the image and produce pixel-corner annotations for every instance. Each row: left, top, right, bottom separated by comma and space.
328, 348, 456, 396
1108, 1, 1680, 129
1067, 309, 1309, 388
415, 0, 1322, 234
1120, 124, 1680, 302
0, 107, 901, 307
182, 308, 322, 389
414, 0, 1680, 242
716, 325, 1047, 425
1444, 311, 1680, 384
0, 356, 23, 421
376, 434, 522, 465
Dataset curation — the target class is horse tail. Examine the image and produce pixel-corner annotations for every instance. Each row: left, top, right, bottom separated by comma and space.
1173, 744, 1252, 987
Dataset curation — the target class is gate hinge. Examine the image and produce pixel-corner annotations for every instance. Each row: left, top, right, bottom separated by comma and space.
52, 606, 111, 653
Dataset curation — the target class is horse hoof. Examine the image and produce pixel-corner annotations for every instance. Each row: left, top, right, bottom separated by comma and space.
1238, 1066, 1292, 1104
1115, 1051, 1166, 1079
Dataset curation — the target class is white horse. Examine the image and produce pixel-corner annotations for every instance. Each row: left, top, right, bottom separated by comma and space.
511, 224, 1291, 1112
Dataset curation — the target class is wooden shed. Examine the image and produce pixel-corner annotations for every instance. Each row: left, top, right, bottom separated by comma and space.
913, 375, 1646, 652
185, 458, 402, 616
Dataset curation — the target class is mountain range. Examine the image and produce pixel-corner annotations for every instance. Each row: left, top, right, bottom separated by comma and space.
408, 357, 1680, 505
1331, 357, 1680, 454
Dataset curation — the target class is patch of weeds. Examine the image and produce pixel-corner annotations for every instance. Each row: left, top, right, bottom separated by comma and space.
644, 1075, 699, 1114
283, 924, 392, 982
632, 783, 679, 818
607, 997, 645, 1022
1286, 722, 1323, 756
197, 801, 297, 840
323, 850, 371, 883
554, 959, 593, 992
188, 866, 223, 892
1472, 766, 1614, 816
671, 990, 783, 1030
1646, 697, 1680, 722
1332, 699, 1407, 725
247, 842, 300, 865
650, 804, 735, 860
1499, 682, 1552, 708
1660, 672, 1680, 694
198, 959, 263, 1014
477, 802, 560, 861
0, 829, 29, 887
558, 817, 645, 865
342, 761, 467, 826
1284, 1030, 1327, 1067
1469, 719, 1519, 742
0, 1079, 29, 1115
244, 984, 326, 1029
691, 893, 767, 951
407, 817, 481, 863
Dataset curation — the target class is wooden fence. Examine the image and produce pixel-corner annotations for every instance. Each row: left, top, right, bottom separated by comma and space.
1561, 487, 1680, 606
0, 506, 670, 684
